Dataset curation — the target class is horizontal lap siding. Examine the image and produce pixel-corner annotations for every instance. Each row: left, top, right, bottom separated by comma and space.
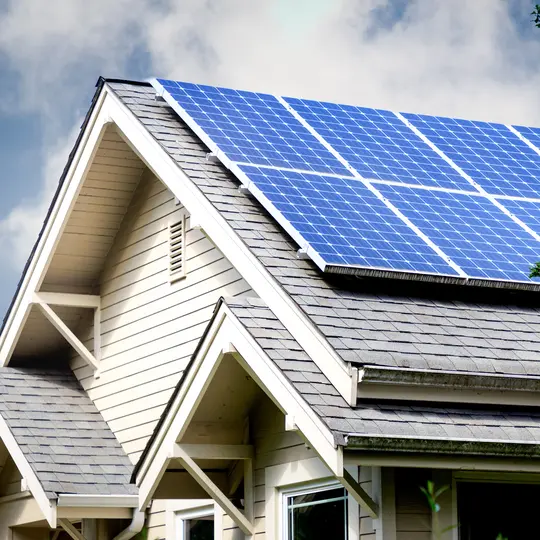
395, 469, 431, 540
71, 173, 253, 463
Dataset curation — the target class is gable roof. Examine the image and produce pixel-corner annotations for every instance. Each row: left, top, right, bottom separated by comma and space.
227, 297, 540, 457
0, 367, 135, 498
108, 81, 540, 378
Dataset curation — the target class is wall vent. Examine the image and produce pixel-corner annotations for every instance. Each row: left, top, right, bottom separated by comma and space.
169, 215, 186, 282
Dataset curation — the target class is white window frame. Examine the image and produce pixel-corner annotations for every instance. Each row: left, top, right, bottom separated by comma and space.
281, 480, 349, 540
265, 457, 359, 540
166, 500, 223, 540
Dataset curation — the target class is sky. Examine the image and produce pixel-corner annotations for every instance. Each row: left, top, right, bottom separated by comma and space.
0, 0, 539, 317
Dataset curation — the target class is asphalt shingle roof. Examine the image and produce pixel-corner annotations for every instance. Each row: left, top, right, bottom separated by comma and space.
109, 81, 540, 377
225, 296, 540, 452
0, 367, 136, 498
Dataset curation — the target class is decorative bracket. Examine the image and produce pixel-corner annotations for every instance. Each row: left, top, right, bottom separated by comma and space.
32, 293, 101, 376
170, 443, 254, 536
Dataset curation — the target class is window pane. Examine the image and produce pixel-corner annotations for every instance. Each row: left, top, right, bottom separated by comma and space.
288, 487, 347, 540
458, 482, 540, 540
186, 516, 214, 540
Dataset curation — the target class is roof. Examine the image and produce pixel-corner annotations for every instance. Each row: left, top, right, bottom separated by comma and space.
226, 297, 540, 456
0, 367, 136, 498
108, 81, 540, 378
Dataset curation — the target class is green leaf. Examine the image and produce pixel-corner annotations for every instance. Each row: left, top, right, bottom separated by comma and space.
530, 261, 540, 278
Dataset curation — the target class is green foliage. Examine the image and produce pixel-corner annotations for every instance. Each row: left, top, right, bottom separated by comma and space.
420, 481, 509, 540
533, 4, 540, 27
420, 481, 456, 540
132, 527, 148, 540
530, 261, 540, 278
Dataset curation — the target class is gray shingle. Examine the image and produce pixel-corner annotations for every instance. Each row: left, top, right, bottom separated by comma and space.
109, 81, 540, 377
0, 367, 136, 499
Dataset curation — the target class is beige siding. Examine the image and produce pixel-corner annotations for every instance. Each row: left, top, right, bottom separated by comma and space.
70, 173, 253, 462
395, 469, 431, 540
359, 467, 376, 540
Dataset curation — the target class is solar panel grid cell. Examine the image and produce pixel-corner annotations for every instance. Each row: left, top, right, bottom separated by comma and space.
404, 113, 540, 198
155, 79, 352, 176
378, 184, 540, 282
239, 165, 459, 275
153, 78, 540, 286
284, 97, 474, 191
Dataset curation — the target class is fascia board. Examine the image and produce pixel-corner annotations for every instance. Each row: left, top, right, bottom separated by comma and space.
0, 415, 56, 527
136, 303, 340, 510
57, 494, 139, 508
103, 86, 354, 405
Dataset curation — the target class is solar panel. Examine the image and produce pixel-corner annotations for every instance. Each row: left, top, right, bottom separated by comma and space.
498, 198, 540, 237
152, 78, 540, 288
377, 184, 540, 282
283, 97, 473, 191
238, 165, 459, 275
512, 125, 540, 154
153, 79, 351, 176
403, 113, 540, 198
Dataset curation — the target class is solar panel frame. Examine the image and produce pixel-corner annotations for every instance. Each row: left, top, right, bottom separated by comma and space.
377, 183, 540, 284
152, 79, 353, 176
283, 96, 478, 192
237, 165, 463, 278
152, 78, 540, 291
403, 112, 540, 199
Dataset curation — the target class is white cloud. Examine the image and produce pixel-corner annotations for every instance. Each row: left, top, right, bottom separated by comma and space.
0, 124, 79, 267
0, 0, 540, 270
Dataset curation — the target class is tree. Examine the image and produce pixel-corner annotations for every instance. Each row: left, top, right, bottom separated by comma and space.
533, 4, 540, 27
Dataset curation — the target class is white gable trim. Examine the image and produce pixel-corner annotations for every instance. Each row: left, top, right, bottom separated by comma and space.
0, 87, 112, 366
136, 302, 340, 511
0, 82, 353, 406
0, 415, 57, 527
104, 86, 354, 402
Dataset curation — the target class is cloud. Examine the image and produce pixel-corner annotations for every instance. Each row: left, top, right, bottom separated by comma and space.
0, 123, 79, 267
0, 0, 540, 271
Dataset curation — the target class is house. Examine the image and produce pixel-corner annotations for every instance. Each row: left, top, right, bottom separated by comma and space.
0, 76, 539, 540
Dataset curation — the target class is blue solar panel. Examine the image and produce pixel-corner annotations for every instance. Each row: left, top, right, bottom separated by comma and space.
378, 184, 540, 282
154, 78, 540, 287
238, 165, 459, 275
403, 113, 540, 198
154, 79, 351, 176
512, 125, 540, 154
283, 97, 474, 191
498, 198, 540, 236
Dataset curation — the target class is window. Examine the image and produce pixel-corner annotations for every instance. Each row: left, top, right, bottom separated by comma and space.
176, 507, 215, 540
283, 484, 348, 540
458, 481, 540, 540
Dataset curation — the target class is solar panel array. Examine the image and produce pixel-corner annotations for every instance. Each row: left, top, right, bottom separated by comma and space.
153, 78, 540, 287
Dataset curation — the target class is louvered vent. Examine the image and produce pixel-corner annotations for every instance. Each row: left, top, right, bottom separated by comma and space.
169, 216, 186, 282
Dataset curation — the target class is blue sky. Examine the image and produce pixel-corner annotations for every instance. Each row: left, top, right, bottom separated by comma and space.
0, 0, 539, 319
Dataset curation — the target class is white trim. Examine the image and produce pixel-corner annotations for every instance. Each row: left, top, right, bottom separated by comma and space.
282, 482, 349, 540
137, 305, 340, 511
265, 458, 359, 540
171, 442, 253, 536
34, 301, 99, 371
173, 444, 254, 460
56, 494, 139, 508
0, 90, 111, 366
32, 293, 100, 309
108, 84, 353, 403
59, 519, 86, 540
166, 501, 222, 540
0, 415, 56, 527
